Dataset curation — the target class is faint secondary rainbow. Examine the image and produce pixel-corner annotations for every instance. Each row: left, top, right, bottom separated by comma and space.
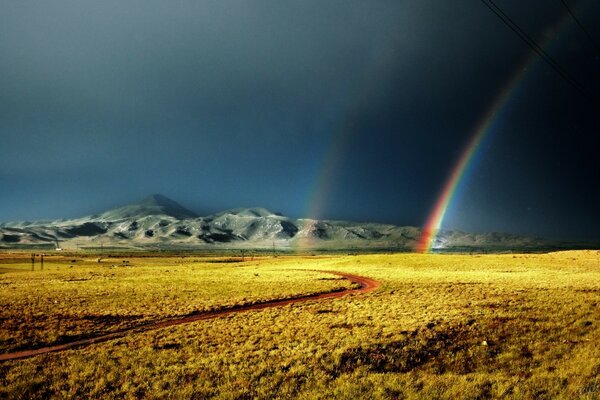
416, 4, 581, 253
296, 119, 349, 248
297, 35, 402, 248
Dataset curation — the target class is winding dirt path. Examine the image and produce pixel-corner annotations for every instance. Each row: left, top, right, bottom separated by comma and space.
0, 270, 380, 362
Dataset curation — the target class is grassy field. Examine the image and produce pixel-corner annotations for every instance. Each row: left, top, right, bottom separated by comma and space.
0, 251, 599, 399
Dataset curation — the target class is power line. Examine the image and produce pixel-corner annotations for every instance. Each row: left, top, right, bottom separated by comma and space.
480, 0, 593, 101
480, 0, 589, 97
559, 0, 600, 56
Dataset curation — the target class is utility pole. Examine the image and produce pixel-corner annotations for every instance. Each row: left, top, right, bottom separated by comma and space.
31, 253, 35, 271
40, 254, 44, 271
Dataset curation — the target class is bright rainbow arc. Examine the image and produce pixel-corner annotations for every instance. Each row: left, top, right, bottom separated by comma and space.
415, 56, 534, 253
416, 2, 580, 253
416, 64, 524, 252
416, 79, 521, 253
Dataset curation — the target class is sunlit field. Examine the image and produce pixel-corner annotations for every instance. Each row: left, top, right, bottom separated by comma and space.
1, 251, 599, 399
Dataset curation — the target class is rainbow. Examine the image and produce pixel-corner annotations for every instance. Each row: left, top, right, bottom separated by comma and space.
297, 122, 348, 248
298, 34, 402, 248
415, 58, 531, 253
416, 4, 581, 253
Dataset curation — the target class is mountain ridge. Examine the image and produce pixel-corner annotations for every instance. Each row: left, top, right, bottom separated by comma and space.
0, 194, 585, 251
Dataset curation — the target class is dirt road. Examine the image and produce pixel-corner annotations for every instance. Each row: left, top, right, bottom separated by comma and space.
0, 270, 380, 362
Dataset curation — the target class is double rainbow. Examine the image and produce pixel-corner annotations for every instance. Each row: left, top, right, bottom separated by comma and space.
299, 2, 582, 252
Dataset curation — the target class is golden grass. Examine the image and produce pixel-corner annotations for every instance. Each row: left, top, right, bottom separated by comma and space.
1, 250, 599, 399
0, 254, 352, 353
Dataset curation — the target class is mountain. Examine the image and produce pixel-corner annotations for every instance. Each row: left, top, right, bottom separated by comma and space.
91, 194, 199, 220
0, 194, 580, 251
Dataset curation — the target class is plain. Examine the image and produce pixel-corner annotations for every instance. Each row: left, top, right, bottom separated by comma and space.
0, 251, 599, 399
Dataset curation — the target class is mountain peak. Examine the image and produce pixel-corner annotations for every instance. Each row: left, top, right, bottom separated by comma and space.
96, 194, 199, 220
140, 194, 182, 207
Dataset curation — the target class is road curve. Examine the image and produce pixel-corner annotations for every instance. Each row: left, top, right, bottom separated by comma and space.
0, 270, 380, 362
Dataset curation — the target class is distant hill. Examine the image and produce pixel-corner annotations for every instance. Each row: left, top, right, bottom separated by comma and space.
0, 194, 588, 252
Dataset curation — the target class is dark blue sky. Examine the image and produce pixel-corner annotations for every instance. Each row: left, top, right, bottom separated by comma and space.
1, 1, 599, 241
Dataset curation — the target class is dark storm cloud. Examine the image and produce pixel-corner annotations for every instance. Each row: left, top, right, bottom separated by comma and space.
1, 1, 411, 179
1, 1, 598, 240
